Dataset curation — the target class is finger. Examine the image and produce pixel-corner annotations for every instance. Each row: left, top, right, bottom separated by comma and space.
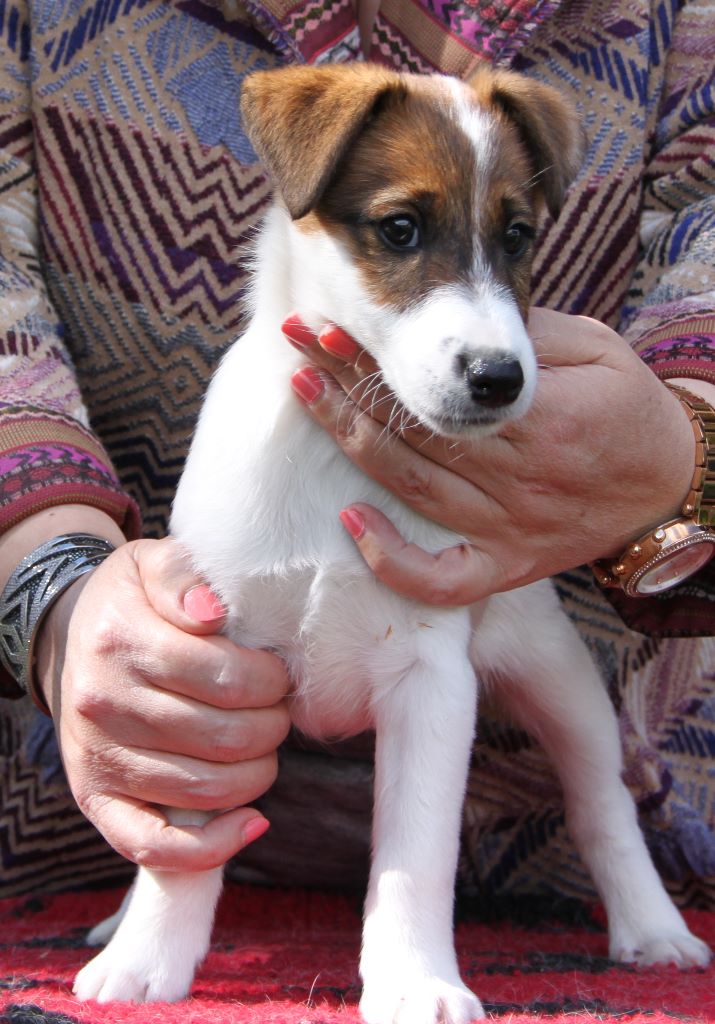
136, 630, 290, 709
339, 503, 504, 606
77, 592, 289, 710
283, 316, 396, 418
291, 369, 505, 531
129, 537, 228, 636
282, 315, 353, 378
90, 747, 279, 812
88, 797, 271, 872
97, 691, 291, 764
527, 307, 621, 367
282, 314, 382, 379
318, 324, 382, 381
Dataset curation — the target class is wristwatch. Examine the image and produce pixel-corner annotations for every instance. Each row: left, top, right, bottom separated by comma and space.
592, 384, 715, 597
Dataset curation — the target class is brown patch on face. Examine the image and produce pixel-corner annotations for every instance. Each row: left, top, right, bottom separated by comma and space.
305, 76, 543, 320
241, 64, 406, 220
311, 82, 478, 313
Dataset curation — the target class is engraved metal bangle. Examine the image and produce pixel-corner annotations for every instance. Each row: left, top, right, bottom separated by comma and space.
0, 533, 116, 708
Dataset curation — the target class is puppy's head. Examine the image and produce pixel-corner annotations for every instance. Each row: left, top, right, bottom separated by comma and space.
241, 64, 583, 437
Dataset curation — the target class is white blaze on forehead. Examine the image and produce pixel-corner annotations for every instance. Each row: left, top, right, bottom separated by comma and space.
436, 76, 501, 290
440, 76, 497, 187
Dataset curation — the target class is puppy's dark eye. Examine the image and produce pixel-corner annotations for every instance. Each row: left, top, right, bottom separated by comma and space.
378, 215, 421, 252
503, 223, 534, 259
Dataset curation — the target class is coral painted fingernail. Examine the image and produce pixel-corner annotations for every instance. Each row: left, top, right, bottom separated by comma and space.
243, 817, 270, 846
282, 314, 316, 349
340, 508, 366, 540
291, 367, 325, 404
183, 584, 226, 622
319, 325, 359, 360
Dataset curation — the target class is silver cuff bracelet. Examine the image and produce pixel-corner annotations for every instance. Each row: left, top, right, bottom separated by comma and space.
0, 533, 116, 707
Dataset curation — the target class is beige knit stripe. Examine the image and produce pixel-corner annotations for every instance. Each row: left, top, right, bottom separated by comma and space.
633, 316, 715, 350
257, 0, 300, 19
379, 0, 484, 76
0, 415, 112, 464
83, 19, 275, 227
59, 122, 196, 315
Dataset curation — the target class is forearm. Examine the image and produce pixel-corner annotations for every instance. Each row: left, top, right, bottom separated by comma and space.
0, 505, 127, 590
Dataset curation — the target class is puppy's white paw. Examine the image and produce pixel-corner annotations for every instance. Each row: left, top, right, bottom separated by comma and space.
73, 941, 196, 1003
360, 974, 484, 1024
611, 927, 711, 968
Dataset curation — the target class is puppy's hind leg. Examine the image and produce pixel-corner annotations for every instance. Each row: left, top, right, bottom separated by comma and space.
474, 582, 711, 969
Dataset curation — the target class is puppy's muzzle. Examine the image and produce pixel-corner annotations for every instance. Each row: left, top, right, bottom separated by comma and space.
457, 349, 525, 408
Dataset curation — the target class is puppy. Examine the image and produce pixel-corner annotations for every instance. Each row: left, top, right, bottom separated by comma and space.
74, 64, 711, 1023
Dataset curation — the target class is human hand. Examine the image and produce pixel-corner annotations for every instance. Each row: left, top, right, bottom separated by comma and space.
284, 308, 695, 605
36, 536, 291, 871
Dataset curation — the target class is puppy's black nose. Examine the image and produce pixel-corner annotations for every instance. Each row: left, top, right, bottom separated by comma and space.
460, 352, 524, 408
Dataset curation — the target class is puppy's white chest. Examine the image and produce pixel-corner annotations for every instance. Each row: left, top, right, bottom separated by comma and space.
222, 562, 448, 740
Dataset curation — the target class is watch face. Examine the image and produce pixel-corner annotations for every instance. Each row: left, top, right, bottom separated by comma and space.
636, 542, 715, 595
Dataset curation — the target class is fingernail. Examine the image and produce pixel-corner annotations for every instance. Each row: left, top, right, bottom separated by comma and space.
183, 584, 226, 622
340, 507, 366, 540
319, 325, 358, 360
291, 367, 325, 404
282, 314, 316, 349
243, 816, 270, 846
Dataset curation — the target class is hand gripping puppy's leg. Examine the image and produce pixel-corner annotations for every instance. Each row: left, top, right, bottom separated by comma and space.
359, 623, 484, 1024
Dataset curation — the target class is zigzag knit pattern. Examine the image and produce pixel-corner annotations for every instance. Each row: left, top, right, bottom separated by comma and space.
0, 0, 713, 911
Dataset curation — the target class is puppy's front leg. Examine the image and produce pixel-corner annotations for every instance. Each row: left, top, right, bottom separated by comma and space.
360, 627, 483, 1024
74, 810, 223, 1003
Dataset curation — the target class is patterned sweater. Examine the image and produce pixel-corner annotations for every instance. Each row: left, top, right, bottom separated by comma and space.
0, 0, 714, 677
0, 0, 714, 903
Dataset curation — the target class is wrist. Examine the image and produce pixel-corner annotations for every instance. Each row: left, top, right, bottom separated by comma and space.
35, 572, 92, 714
0, 532, 118, 709
653, 380, 702, 525
593, 382, 715, 595
0, 505, 125, 591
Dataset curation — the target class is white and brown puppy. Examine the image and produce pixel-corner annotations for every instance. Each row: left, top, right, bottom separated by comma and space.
74, 64, 710, 1023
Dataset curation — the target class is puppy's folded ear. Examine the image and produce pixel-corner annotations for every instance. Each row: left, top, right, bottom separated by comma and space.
241, 64, 404, 220
469, 68, 585, 221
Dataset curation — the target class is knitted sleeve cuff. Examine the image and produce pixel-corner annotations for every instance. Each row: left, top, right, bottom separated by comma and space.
0, 404, 141, 540
0, 407, 141, 699
631, 317, 715, 383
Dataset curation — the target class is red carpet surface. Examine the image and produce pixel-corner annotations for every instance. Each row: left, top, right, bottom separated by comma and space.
1, 885, 714, 1024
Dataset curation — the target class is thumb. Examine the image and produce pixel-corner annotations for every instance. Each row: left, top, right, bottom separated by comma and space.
89, 795, 270, 871
339, 503, 498, 606
130, 537, 227, 635
527, 306, 616, 367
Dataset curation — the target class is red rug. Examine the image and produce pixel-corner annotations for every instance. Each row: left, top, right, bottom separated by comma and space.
1, 885, 714, 1023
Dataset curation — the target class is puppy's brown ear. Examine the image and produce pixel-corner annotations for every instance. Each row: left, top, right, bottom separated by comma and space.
469, 68, 585, 220
241, 64, 404, 220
